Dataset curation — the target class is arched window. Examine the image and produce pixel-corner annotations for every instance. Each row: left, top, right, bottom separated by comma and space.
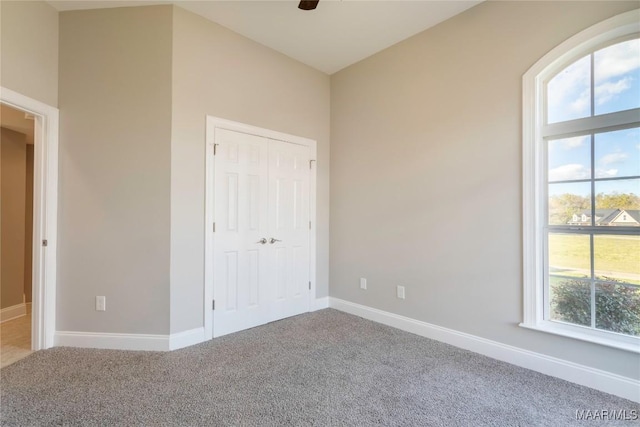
522, 10, 640, 352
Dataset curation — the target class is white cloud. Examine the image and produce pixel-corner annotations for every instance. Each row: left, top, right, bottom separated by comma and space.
548, 39, 639, 122
550, 135, 589, 150
595, 168, 619, 178
600, 152, 629, 165
563, 135, 588, 149
594, 39, 639, 108
570, 89, 591, 113
594, 39, 640, 83
549, 164, 590, 181
547, 55, 590, 121
595, 77, 632, 105
549, 163, 620, 180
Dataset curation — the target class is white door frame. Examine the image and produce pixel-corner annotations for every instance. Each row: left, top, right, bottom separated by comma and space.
1, 87, 58, 350
204, 116, 317, 340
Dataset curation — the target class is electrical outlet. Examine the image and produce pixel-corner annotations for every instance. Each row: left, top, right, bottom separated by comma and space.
396, 286, 405, 299
360, 278, 367, 290
96, 296, 106, 311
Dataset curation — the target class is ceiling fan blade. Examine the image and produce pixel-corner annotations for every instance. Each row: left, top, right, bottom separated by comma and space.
298, 0, 319, 11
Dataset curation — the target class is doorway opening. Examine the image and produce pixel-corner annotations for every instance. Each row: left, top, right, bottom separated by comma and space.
1, 104, 35, 367
0, 87, 59, 361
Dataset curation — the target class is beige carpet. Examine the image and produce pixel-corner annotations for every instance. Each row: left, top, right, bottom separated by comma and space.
1, 309, 638, 426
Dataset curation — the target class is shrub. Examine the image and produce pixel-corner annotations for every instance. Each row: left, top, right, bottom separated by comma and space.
551, 279, 640, 336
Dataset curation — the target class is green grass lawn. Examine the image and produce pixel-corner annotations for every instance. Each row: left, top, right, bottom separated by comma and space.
549, 234, 640, 284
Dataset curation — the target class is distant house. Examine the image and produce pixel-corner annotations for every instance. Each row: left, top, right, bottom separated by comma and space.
569, 209, 640, 226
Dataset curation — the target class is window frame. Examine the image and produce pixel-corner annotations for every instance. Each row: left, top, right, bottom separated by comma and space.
522, 9, 640, 353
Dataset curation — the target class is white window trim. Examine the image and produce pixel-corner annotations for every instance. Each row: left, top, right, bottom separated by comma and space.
521, 9, 640, 353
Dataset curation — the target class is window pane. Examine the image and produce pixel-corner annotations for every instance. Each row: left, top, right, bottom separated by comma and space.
550, 278, 591, 327
594, 235, 640, 283
548, 183, 591, 225
548, 135, 591, 182
595, 282, 640, 336
594, 178, 640, 226
595, 128, 640, 179
547, 55, 591, 124
594, 39, 640, 115
548, 233, 590, 279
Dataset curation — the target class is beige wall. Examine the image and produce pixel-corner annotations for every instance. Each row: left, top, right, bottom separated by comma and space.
170, 7, 331, 333
330, 1, 640, 380
1, 128, 27, 309
55, 4, 330, 336
58, 6, 173, 334
0, 0, 58, 106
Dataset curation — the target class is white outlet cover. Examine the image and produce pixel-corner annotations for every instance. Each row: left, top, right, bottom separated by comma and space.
360, 278, 367, 290
396, 286, 405, 299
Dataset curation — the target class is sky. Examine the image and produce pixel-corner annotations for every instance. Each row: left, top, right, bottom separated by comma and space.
547, 38, 640, 123
548, 129, 640, 197
546, 38, 640, 198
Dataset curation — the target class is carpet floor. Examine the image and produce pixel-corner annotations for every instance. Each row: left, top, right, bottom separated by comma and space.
1, 309, 637, 426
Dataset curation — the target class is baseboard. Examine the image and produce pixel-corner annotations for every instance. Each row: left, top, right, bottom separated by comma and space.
1, 303, 27, 323
55, 331, 169, 351
55, 328, 209, 352
329, 297, 640, 403
169, 327, 206, 350
311, 297, 329, 311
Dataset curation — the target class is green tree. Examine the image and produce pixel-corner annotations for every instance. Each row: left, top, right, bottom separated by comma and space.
595, 192, 640, 210
548, 193, 589, 224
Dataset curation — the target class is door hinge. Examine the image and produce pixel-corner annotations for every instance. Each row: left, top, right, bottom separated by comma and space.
309, 221, 311, 230
212, 300, 215, 310
42, 239, 48, 247
213, 143, 219, 156
213, 222, 216, 233
309, 159, 316, 169
308, 281, 311, 290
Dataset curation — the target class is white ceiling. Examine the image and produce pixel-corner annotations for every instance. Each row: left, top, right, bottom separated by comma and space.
48, 0, 481, 74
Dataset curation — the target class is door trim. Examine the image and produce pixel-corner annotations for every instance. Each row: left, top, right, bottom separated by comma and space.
204, 116, 317, 340
1, 87, 59, 350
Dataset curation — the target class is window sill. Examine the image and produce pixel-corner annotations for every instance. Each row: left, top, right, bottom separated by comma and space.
519, 321, 640, 354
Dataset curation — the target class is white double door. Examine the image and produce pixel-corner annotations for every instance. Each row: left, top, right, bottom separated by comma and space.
213, 128, 311, 337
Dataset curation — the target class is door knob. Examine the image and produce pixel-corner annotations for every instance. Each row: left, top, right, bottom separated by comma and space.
257, 238, 267, 244
269, 238, 282, 244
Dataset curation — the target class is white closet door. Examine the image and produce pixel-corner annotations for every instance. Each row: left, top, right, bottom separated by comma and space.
267, 139, 310, 321
213, 129, 270, 337
212, 130, 310, 337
